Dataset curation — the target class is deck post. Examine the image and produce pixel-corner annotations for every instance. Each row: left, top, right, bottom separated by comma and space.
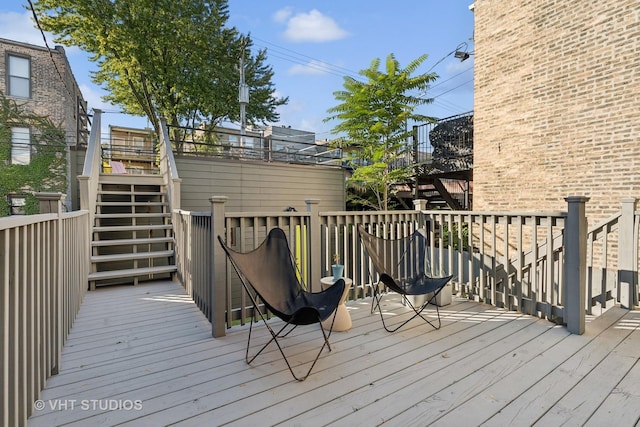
306, 198, 321, 293
618, 198, 637, 309
413, 199, 427, 229
210, 196, 228, 338
564, 196, 589, 334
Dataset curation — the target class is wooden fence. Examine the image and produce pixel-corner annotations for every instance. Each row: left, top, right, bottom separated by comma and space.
1, 195, 89, 427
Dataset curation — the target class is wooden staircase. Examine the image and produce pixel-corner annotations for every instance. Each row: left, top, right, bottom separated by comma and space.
88, 174, 177, 289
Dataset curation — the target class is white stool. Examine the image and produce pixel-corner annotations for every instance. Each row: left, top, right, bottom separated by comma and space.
320, 276, 353, 332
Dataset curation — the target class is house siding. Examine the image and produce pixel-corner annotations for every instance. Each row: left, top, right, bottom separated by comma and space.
473, 1, 640, 223
176, 156, 346, 212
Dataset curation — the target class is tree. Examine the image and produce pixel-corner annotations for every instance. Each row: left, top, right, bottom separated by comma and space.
326, 54, 438, 210
31, 0, 287, 149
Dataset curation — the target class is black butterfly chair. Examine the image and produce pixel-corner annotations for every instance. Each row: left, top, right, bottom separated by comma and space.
358, 224, 453, 332
218, 227, 345, 381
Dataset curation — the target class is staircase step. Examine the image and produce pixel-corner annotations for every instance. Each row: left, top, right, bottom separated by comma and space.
91, 250, 174, 263
88, 265, 177, 281
97, 201, 167, 207
92, 237, 174, 247
98, 175, 164, 185
95, 212, 171, 219
99, 190, 165, 196
93, 224, 172, 233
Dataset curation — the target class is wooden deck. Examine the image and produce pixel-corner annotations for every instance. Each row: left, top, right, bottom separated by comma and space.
28, 280, 640, 426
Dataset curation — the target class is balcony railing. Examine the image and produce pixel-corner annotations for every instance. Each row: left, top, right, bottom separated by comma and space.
166, 125, 343, 166
3, 194, 638, 425
1, 195, 89, 426
173, 196, 639, 340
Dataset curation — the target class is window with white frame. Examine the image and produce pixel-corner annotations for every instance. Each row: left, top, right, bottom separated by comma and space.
7, 54, 30, 98
11, 127, 31, 165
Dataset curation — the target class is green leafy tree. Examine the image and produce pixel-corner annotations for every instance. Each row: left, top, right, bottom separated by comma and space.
326, 54, 438, 210
0, 94, 67, 216
31, 0, 287, 150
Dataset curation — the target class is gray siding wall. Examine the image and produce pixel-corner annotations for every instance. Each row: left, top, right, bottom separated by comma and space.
175, 156, 346, 212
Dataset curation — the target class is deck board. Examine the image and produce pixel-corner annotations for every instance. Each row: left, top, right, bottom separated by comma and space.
27, 280, 640, 427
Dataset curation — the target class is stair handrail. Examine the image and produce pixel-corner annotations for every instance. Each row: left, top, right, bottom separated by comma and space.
158, 117, 182, 211
78, 108, 102, 230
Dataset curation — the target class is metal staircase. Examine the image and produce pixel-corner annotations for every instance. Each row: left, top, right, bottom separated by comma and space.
88, 174, 177, 289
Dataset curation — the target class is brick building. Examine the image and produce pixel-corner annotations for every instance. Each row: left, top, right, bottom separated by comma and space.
472, 1, 640, 223
0, 38, 88, 212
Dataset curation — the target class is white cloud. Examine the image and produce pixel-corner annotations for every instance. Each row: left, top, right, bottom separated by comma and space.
278, 98, 305, 115
0, 11, 45, 46
288, 60, 332, 76
272, 7, 293, 24
79, 83, 111, 111
0, 11, 81, 56
281, 9, 349, 43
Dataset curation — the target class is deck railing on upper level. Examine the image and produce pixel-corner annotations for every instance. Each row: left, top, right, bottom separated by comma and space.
1, 195, 89, 427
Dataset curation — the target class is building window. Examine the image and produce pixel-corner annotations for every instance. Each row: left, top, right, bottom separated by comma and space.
11, 127, 31, 165
8, 194, 26, 215
7, 54, 30, 98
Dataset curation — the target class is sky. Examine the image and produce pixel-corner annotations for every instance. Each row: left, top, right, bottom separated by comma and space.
0, 1, 475, 140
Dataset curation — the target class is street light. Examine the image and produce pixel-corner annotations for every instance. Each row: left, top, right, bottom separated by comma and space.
454, 50, 470, 61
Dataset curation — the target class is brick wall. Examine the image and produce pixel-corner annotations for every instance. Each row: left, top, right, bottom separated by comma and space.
473, 1, 640, 224
0, 38, 85, 146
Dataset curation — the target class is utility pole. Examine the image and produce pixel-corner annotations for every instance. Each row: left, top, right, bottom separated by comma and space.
239, 39, 249, 150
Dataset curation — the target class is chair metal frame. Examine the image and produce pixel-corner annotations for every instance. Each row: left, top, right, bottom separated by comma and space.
358, 224, 453, 332
218, 228, 345, 381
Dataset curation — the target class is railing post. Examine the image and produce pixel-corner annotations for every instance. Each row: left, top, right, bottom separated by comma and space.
306, 198, 321, 292
210, 196, 228, 338
564, 196, 589, 334
413, 199, 427, 228
413, 199, 427, 211
618, 197, 637, 309
36, 192, 65, 214
35, 192, 65, 374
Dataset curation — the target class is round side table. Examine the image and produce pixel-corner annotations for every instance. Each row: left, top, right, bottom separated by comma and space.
320, 276, 353, 332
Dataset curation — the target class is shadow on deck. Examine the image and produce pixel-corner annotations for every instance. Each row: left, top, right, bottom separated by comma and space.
28, 280, 640, 426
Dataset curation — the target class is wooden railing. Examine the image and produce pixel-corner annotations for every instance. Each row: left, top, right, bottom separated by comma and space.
0, 204, 89, 426
421, 210, 567, 322
159, 118, 182, 211
319, 209, 424, 300
173, 210, 211, 321
171, 196, 591, 337
78, 108, 102, 230
586, 198, 639, 313
1, 192, 632, 424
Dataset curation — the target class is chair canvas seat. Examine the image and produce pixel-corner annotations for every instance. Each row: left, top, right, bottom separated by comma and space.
380, 273, 451, 296
218, 227, 345, 381
358, 224, 453, 332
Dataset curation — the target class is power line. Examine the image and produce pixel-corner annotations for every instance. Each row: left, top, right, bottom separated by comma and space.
431, 79, 473, 99
251, 36, 362, 79
26, 0, 74, 99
